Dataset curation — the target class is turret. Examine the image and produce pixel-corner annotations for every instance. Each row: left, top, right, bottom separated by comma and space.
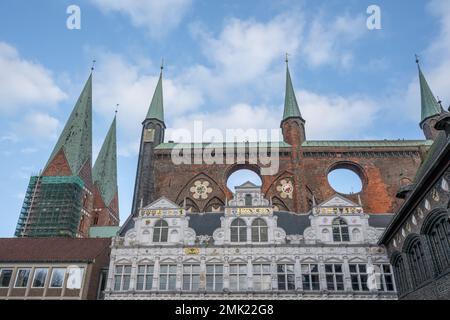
131, 66, 166, 215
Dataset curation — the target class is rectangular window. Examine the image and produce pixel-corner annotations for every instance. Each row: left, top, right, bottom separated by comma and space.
67, 267, 85, 289
375, 264, 395, 292
325, 264, 344, 291
15, 268, 31, 288
253, 264, 271, 291
136, 265, 154, 291
159, 264, 177, 291
301, 264, 320, 291
206, 264, 223, 292
32, 268, 48, 288
0, 269, 13, 288
183, 264, 200, 291
229, 264, 247, 291
277, 264, 295, 290
50, 268, 66, 288
113, 265, 131, 291
349, 264, 369, 291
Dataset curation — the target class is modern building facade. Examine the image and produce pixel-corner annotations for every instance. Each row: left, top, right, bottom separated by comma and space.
15, 73, 119, 238
379, 66, 450, 299
0, 238, 111, 300
105, 183, 396, 300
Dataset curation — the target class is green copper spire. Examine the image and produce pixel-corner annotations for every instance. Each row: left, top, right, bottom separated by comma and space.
283, 62, 302, 121
44, 73, 92, 175
418, 64, 442, 124
93, 115, 118, 206
146, 68, 164, 122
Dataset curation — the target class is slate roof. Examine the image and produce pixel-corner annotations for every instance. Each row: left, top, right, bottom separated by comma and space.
187, 213, 223, 236
368, 214, 394, 228
0, 238, 111, 263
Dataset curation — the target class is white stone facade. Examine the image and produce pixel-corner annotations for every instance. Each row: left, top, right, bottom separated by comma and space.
105, 187, 397, 300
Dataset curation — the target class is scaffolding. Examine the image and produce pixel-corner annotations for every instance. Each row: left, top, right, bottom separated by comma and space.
15, 175, 85, 238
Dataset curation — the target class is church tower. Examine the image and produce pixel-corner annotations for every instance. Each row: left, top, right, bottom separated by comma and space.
417, 61, 443, 140
131, 67, 166, 215
281, 60, 306, 149
92, 115, 120, 227
16, 73, 94, 238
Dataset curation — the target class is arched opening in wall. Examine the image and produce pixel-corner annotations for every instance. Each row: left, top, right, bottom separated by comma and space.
327, 163, 364, 195
226, 167, 262, 193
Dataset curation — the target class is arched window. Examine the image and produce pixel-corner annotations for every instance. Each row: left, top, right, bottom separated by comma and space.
245, 194, 252, 206
153, 220, 168, 243
230, 219, 247, 242
332, 218, 350, 242
425, 213, 450, 274
406, 238, 430, 287
251, 218, 268, 242
392, 254, 409, 295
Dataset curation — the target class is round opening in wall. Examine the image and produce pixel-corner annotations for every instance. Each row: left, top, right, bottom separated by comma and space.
227, 169, 262, 193
327, 168, 363, 194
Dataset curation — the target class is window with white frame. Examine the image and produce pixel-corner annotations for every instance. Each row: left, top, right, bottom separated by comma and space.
136, 264, 154, 291
349, 264, 369, 291
325, 264, 344, 291
15, 268, 31, 288
252, 264, 271, 290
332, 218, 350, 242
153, 220, 169, 243
183, 264, 200, 291
374, 264, 395, 292
113, 265, 131, 291
159, 264, 177, 291
50, 268, 66, 288
251, 218, 268, 242
67, 267, 85, 289
32, 268, 48, 288
206, 264, 223, 291
277, 264, 295, 290
0, 268, 13, 288
229, 264, 247, 291
230, 219, 247, 242
301, 264, 320, 291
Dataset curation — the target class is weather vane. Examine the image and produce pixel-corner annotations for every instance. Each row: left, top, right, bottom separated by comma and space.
161, 58, 164, 71
285, 52, 289, 64
91, 59, 96, 71
415, 54, 420, 65
115, 103, 119, 115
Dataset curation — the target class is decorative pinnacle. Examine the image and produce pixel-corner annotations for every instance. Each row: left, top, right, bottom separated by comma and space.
415, 54, 420, 65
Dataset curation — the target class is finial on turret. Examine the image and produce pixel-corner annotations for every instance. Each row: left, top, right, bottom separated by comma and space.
285, 52, 289, 65
91, 59, 96, 72
115, 103, 119, 115
161, 58, 164, 71
415, 54, 420, 65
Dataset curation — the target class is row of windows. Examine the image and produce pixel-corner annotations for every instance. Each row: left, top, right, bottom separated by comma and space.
0, 267, 84, 289
393, 212, 450, 295
151, 217, 351, 244
113, 263, 395, 293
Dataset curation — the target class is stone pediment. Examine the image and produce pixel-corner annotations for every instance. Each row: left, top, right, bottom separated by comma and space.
143, 197, 180, 210
319, 194, 359, 208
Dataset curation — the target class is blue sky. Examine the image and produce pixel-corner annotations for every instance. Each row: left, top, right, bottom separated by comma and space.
0, 0, 449, 237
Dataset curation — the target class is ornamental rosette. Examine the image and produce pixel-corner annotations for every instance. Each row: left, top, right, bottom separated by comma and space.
190, 180, 213, 199
276, 179, 293, 199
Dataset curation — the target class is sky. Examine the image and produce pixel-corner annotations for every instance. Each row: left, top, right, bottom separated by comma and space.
0, 0, 449, 237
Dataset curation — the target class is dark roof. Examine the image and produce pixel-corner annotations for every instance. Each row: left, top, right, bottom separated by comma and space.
0, 238, 111, 263
274, 212, 311, 235
368, 214, 394, 228
187, 213, 223, 236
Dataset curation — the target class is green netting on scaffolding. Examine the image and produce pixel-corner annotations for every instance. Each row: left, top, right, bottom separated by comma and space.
15, 175, 85, 238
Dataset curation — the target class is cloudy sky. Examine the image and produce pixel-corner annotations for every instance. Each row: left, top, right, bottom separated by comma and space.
0, 0, 449, 236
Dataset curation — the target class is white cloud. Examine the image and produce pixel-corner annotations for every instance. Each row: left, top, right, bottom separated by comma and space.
0, 42, 66, 114
300, 90, 378, 139
90, 0, 192, 37
302, 14, 366, 68
16, 112, 60, 140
